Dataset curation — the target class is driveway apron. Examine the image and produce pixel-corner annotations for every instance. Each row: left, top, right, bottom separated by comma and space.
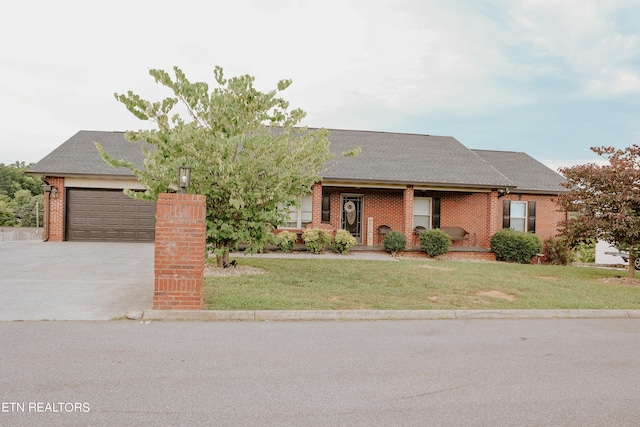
0, 241, 153, 321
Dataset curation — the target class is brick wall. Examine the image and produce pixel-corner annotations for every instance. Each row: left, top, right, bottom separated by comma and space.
499, 194, 566, 243
44, 176, 65, 242
153, 193, 206, 310
441, 192, 490, 247
314, 187, 406, 245
310, 185, 565, 250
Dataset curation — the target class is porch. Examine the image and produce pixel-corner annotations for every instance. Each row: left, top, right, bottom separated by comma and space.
303, 183, 500, 251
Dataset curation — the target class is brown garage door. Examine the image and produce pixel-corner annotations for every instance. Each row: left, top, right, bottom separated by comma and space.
66, 189, 156, 242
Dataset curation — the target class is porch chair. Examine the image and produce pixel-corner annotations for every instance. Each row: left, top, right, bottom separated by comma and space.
378, 225, 391, 244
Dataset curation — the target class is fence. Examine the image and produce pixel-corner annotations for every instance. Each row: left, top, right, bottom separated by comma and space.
0, 227, 43, 242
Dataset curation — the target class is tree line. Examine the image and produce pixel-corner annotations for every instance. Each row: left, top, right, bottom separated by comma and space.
0, 162, 43, 227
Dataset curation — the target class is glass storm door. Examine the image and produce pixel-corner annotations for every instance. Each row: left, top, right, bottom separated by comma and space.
341, 195, 363, 243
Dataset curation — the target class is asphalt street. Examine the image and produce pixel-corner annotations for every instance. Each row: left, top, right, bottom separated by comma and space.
1, 319, 640, 426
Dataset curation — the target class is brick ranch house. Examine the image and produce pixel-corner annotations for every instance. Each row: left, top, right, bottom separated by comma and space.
28, 129, 567, 257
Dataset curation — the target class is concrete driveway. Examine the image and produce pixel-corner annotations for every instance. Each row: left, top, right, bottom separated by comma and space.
0, 240, 154, 321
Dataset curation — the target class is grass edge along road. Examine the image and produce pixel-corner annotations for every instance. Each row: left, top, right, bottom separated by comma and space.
203, 257, 640, 311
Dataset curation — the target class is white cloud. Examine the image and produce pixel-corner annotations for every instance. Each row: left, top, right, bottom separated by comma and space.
505, 0, 640, 97
1, 0, 639, 164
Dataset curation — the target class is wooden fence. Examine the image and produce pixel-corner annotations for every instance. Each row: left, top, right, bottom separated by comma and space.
0, 227, 43, 242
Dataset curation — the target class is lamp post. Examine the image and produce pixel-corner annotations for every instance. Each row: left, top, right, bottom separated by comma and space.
178, 166, 191, 194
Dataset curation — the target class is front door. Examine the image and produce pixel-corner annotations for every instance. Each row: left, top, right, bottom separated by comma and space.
341, 195, 363, 243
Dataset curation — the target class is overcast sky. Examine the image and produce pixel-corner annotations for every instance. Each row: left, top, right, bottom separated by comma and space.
2, 0, 639, 171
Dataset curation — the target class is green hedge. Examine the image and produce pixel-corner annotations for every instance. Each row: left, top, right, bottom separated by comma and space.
383, 231, 406, 257
490, 229, 542, 264
332, 229, 357, 254
275, 230, 297, 253
419, 229, 451, 257
302, 228, 333, 254
543, 237, 573, 265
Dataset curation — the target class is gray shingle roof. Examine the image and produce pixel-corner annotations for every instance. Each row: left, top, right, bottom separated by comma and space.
28, 130, 149, 177
28, 129, 566, 194
321, 129, 513, 188
472, 149, 566, 194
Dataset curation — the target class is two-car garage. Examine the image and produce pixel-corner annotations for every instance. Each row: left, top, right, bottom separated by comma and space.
66, 189, 156, 242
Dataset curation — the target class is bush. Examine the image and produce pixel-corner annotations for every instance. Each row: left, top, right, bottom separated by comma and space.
302, 228, 332, 254
419, 229, 451, 257
490, 229, 542, 264
275, 230, 297, 253
332, 229, 357, 254
575, 240, 596, 263
543, 237, 573, 265
383, 231, 406, 257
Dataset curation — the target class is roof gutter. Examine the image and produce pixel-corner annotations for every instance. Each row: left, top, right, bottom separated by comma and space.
321, 178, 517, 193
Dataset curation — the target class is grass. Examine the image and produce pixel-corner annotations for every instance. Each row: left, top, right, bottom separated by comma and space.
203, 257, 640, 310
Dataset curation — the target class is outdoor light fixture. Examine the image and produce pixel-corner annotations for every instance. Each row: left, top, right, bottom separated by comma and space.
178, 166, 191, 194
43, 184, 58, 199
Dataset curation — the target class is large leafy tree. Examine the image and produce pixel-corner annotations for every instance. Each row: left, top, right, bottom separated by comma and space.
559, 145, 640, 277
0, 162, 42, 199
0, 162, 43, 227
98, 66, 334, 265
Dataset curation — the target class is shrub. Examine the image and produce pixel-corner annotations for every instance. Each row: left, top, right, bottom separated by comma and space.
419, 229, 451, 257
332, 229, 357, 254
543, 237, 573, 265
490, 229, 542, 264
383, 230, 406, 257
302, 228, 332, 254
275, 230, 297, 253
575, 240, 596, 263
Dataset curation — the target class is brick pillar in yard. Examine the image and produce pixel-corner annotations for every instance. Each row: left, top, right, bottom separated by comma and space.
153, 193, 206, 310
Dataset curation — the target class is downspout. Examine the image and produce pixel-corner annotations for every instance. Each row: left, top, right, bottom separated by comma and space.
42, 178, 51, 242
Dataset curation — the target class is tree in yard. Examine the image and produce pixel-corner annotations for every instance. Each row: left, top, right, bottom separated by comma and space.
558, 145, 640, 277
0, 162, 42, 199
97, 66, 336, 266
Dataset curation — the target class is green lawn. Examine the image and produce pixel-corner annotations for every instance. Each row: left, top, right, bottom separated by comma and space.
203, 257, 640, 310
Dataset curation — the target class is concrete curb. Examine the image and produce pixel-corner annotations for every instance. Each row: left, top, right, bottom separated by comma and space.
141, 309, 640, 322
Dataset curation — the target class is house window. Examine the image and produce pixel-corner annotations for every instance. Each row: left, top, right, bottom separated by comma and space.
322, 194, 331, 223
509, 201, 527, 232
413, 197, 432, 229
283, 194, 313, 229
503, 200, 536, 233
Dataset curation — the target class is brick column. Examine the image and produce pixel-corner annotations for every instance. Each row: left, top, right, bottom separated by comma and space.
403, 186, 414, 241
486, 191, 499, 248
44, 176, 65, 242
153, 193, 206, 310
311, 182, 323, 227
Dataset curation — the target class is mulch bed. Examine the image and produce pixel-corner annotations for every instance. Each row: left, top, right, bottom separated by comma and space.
204, 264, 266, 277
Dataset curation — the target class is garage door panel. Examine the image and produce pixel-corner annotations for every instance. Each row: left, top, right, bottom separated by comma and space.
67, 189, 156, 242
104, 217, 120, 227
121, 231, 137, 241
104, 204, 121, 213
70, 230, 87, 240
137, 231, 154, 240
138, 218, 154, 227
104, 230, 120, 240
138, 205, 155, 215
121, 218, 136, 227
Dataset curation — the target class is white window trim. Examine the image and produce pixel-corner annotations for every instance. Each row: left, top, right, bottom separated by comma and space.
412, 197, 432, 229
281, 194, 313, 229
510, 201, 528, 232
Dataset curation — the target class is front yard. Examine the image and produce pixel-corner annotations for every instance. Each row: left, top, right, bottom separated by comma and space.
203, 257, 640, 310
